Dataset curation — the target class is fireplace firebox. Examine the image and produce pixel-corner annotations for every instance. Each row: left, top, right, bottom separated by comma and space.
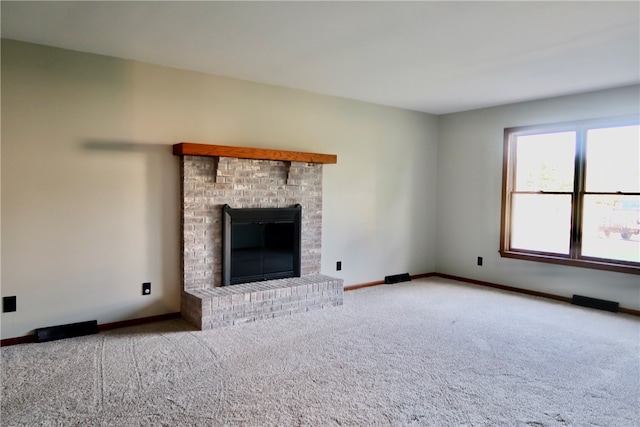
222, 204, 302, 286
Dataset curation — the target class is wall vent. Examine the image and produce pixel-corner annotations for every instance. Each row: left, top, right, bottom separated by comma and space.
571, 295, 619, 313
35, 320, 98, 343
384, 273, 411, 284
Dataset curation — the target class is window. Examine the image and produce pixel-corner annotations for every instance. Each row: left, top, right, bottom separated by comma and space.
500, 116, 640, 274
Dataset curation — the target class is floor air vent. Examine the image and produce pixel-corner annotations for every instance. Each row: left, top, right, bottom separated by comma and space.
385, 273, 411, 284
571, 295, 619, 313
35, 320, 98, 343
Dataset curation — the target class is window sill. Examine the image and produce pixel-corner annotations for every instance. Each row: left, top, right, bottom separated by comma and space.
499, 250, 640, 275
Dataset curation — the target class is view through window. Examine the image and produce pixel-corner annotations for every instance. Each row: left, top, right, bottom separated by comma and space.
501, 117, 639, 273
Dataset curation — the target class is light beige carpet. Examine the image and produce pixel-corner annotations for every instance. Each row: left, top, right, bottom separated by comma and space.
2, 277, 639, 426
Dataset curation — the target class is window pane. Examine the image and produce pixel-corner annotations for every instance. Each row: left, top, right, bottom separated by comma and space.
585, 125, 640, 193
515, 132, 576, 192
582, 195, 640, 263
511, 194, 572, 254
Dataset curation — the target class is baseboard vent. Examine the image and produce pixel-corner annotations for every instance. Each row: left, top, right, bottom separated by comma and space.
35, 320, 98, 343
572, 295, 619, 313
385, 273, 411, 284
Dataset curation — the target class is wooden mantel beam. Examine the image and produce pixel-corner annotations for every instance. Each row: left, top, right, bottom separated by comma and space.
173, 142, 337, 164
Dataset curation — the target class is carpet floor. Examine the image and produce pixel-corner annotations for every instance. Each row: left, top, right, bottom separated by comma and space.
2, 277, 639, 426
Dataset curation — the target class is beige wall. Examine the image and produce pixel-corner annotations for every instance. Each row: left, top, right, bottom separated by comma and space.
5, 39, 635, 341
1, 40, 439, 339
436, 85, 640, 310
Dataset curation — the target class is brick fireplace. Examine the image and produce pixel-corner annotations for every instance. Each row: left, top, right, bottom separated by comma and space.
174, 143, 343, 329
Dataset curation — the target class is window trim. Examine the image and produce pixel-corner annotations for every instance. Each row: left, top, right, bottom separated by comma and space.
500, 115, 640, 275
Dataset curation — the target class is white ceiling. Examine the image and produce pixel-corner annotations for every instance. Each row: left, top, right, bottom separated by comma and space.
2, 1, 639, 114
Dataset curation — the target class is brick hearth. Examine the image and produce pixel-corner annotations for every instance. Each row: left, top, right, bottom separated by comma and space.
182, 274, 343, 329
176, 145, 342, 329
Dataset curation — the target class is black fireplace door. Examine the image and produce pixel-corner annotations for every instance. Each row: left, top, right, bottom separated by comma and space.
222, 205, 301, 285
